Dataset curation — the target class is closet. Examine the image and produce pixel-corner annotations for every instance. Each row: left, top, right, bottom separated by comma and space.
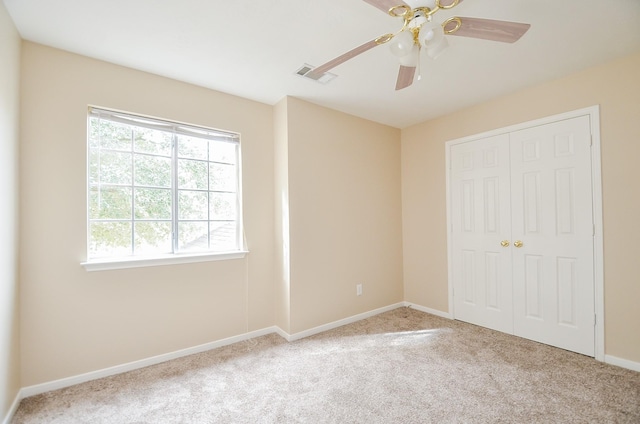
447, 111, 598, 356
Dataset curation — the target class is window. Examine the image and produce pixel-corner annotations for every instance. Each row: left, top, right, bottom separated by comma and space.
85, 107, 244, 268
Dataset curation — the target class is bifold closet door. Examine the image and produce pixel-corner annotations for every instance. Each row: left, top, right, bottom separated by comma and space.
510, 116, 595, 356
450, 134, 513, 334
450, 115, 595, 356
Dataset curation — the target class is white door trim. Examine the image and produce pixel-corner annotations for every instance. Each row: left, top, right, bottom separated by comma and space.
445, 105, 604, 361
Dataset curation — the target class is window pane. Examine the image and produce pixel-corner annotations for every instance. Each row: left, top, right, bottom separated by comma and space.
178, 159, 208, 190
210, 163, 236, 192
89, 222, 132, 258
210, 192, 236, 220
134, 222, 172, 255
134, 188, 171, 219
210, 221, 237, 251
88, 117, 100, 149
210, 142, 237, 164
88, 150, 100, 184
89, 186, 132, 219
178, 222, 208, 252
177, 135, 208, 160
134, 154, 171, 187
99, 151, 132, 185
179, 190, 208, 220
99, 121, 132, 151
134, 128, 172, 156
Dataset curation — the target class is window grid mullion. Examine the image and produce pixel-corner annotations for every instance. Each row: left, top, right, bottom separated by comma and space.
129, 128, 135, 256
207, 139, 211, 250
172, 133, 179, 253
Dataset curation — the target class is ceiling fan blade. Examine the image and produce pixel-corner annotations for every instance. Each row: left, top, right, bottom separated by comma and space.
307, 39, 381, 78
439, 0, 464, 7
362, 0, 410, 14
444, 17, 531, 43
395, 66, 416, 90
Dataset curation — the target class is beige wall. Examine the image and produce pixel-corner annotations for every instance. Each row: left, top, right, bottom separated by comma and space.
284, 97, 403, 334
0, 1, 21, 418
402, 52, 640, 362
19, 42, 275, 386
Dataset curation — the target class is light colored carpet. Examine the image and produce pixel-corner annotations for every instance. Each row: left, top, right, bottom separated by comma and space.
12, 307, 640, 423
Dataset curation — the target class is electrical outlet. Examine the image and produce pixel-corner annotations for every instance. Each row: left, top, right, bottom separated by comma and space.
356, 284, 363, 296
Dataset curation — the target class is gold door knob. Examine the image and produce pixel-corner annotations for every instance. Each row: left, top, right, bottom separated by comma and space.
514, 240, 523, 248
500, 240, 510, 247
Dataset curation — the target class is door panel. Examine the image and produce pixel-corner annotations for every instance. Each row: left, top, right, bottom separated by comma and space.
524, 254, 543, 319
522, 171, 541, 234
451, 134, 513, 333
510, 116, 594, 356
557, 257, 578, 326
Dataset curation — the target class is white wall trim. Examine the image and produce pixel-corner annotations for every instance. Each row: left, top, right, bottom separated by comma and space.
20, 326, 279, 398
273, 326, 291, 340
444, 106, 600, 145
404, 302, 453, 319
445, 105, 605, 361
589, 106, 605, 362
81, 251, 249, 272
445, 142, 455, 321
16, 303, 406, 402
1, 391, 22, 424
605, 355, 640, 373
280, 303, 406, 342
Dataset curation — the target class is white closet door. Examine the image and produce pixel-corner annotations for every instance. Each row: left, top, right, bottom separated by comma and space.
451, 134, 513, 333
510, 116, 595, 356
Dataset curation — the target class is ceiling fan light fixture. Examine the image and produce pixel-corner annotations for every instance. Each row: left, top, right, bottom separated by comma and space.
418, 20, 449, 59
389, 31, 415, 58
389, 30, 420, 67
418, 21, 444, 48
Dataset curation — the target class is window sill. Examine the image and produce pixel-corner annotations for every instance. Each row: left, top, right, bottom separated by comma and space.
81, 251, 249, 272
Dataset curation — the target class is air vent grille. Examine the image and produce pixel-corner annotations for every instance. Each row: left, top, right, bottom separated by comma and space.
295, 64, 337, 84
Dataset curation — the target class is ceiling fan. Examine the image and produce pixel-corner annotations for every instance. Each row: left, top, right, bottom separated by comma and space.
307, 0, 531, 90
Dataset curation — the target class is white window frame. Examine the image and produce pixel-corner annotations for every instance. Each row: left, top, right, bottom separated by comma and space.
82, 107, 247, 271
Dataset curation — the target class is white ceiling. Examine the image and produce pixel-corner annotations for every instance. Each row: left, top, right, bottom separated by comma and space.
4, 0, 640, 128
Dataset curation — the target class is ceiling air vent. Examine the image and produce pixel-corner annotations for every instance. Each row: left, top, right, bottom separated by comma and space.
295, 64, 337, 84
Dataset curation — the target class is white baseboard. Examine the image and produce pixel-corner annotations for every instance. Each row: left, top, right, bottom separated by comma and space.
20, 326, 280, 399
1, 390, 21, 424
17, 303, 407, 399
281, 302, 406, 341
605, 354, 640, 372
273, 326, 290, 340
403, 302, 453, 319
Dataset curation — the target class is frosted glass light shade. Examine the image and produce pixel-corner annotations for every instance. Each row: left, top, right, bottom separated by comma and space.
418, 21, 444, 48
389, 31, 416, 58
